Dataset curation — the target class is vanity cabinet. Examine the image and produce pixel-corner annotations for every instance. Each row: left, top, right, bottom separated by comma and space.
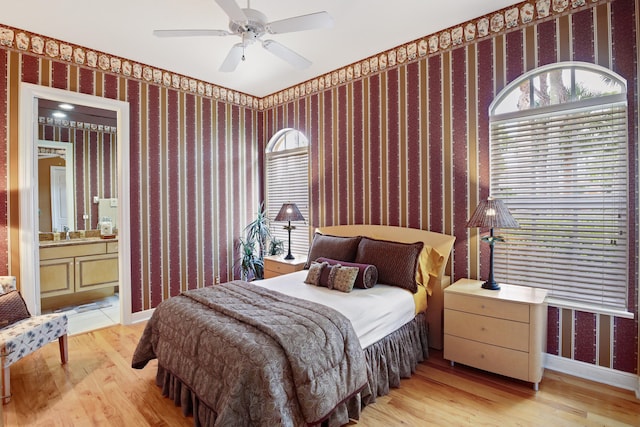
40, 257, 75, 297
40, 240, 118, 298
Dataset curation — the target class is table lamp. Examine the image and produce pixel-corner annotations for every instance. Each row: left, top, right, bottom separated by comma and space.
466, 197, 520, 290
274, 203, 305, 260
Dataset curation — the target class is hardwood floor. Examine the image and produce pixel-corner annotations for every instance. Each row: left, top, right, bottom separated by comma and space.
3, 322, 639, 426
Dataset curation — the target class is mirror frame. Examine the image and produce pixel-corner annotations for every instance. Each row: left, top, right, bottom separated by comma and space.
37, 139, 75, 232
19, 83, 132, 324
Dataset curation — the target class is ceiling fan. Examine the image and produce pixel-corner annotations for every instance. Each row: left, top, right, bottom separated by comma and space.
153, 0, 334, 72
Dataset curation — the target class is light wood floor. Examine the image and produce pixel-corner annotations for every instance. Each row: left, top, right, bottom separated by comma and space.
3, 322, 639, 427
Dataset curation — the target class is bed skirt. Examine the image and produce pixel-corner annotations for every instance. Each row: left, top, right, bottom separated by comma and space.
155, 312, 429, 427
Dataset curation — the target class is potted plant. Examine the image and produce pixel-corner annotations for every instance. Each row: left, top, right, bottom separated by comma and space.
268, 238, 284, 256
238, 203, 271, 280
238, 238, 264, 281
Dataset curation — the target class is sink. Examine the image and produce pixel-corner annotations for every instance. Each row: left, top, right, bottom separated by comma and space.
39, 237, 111, 247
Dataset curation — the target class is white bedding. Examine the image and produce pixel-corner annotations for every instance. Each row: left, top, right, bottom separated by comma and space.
254, 270, 416, 349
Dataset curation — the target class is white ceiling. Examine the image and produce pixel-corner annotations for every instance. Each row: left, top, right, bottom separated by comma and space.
3, 0, 520, 98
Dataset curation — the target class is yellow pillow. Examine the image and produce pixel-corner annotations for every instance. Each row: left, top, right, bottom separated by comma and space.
415, 246, 444, 295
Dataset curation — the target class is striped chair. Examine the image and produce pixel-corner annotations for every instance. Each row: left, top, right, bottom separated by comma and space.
0, 276, 68, 403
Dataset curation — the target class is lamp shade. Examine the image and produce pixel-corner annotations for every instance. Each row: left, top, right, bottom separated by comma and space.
466, 197, 519, 229
274, 203, 305, 222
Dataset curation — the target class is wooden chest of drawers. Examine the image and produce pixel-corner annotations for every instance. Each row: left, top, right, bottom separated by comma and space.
263, 255, 307, 279
444, 278, 548, 390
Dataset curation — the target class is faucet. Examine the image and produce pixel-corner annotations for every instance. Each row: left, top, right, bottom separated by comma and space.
63, 226, 70, 241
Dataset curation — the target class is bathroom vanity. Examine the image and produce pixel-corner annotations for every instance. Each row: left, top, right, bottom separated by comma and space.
39, 237, 118, 310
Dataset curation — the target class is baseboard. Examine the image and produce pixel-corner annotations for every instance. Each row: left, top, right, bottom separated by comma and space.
545, 353, 638, 394
128, 308, 154, 325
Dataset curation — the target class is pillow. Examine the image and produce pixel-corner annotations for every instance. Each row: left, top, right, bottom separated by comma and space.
326, 264, 340, 289
0, 290, 31, 328
304, 233, 361, 269
329, 265, 359, 293
315, 257, 378, 289
304, 261, 328, 286
354, 237, 424, 293
415, 246, 445, 295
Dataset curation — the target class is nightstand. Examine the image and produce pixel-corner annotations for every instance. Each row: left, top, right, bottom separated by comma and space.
444, 278, 548, 390
263, 255, 307, 279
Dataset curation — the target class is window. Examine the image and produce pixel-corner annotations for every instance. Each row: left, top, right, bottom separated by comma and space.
265, 128, 310, 257
489, 62, 629, 313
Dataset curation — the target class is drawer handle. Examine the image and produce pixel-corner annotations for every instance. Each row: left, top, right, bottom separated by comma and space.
480, 354, 485, 359
481, 304, 486, 309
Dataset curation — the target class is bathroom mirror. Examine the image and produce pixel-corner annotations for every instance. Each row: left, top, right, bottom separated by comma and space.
36, 99, 118, 233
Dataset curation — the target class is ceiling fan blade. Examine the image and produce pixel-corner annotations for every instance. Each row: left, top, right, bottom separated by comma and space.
215, 0, 247, 23
219, 43, 245, 72
267, 11, 333, 34
153, 29, 231, 37
262, 40, 311, 69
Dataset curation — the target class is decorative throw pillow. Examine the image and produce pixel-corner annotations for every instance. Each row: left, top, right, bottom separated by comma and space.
327, 264, 341, 290
415, 246, 445, 293
329, 266, 359, 293
315, 257, 378, 289
355, 237, 424, 293
304, 233, 361, 269
304, 261, 328, 286
0, 290, 31, 328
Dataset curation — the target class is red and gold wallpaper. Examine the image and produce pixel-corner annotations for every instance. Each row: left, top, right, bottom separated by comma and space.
0, 0, 637, 375
263, 0, 638, 374
0, 46, 264, 313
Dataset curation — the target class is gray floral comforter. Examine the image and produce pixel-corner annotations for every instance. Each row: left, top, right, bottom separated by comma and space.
132, 280, 367, 426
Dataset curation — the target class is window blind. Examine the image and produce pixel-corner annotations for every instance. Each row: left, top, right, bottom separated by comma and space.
266, 148, 310, 257
490, 102, 628, 310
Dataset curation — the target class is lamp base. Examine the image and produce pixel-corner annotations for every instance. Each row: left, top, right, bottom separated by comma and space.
284, 253, 295, 260
481, 280, 500, 290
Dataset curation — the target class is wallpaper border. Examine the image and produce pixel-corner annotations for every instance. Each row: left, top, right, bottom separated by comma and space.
0, 0, 608, 110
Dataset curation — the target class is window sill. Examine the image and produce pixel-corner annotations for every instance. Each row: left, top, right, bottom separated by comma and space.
546, 297, 635, 319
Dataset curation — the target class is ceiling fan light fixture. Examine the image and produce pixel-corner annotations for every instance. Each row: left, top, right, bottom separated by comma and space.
228, 8, 267, 37
155, 0, 333, 72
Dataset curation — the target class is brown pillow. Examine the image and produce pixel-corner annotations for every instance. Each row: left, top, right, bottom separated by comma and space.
304, 233, 361, 269
0, 290, 31, 328
354, 237, 424, 293
315, 257, 378, 289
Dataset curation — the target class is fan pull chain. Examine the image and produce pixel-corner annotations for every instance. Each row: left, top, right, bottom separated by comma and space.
241, 33, 246, 61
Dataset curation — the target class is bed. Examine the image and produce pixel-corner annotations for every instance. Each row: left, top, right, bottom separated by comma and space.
132, 225, 455, 427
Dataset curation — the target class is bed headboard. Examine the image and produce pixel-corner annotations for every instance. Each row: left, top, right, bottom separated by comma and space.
316, 225, 455, 350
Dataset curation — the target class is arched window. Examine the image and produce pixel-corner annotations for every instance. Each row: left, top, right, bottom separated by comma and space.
265, 128, 310, 257
489, 62, 629, 313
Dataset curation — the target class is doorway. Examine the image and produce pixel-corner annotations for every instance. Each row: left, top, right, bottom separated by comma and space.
49, 165, 67, 232
18, 83, 133, 327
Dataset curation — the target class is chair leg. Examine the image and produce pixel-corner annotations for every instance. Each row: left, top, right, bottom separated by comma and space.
1, 365, 9, 404
59, 334, 68, 364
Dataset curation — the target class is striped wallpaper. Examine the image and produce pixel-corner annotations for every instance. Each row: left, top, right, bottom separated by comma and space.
0, 0, 637, 377
0, 47, 263, 314
263, 0, 638, 374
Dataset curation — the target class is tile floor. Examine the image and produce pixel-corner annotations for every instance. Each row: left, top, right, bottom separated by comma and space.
45, 294, 120, 335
